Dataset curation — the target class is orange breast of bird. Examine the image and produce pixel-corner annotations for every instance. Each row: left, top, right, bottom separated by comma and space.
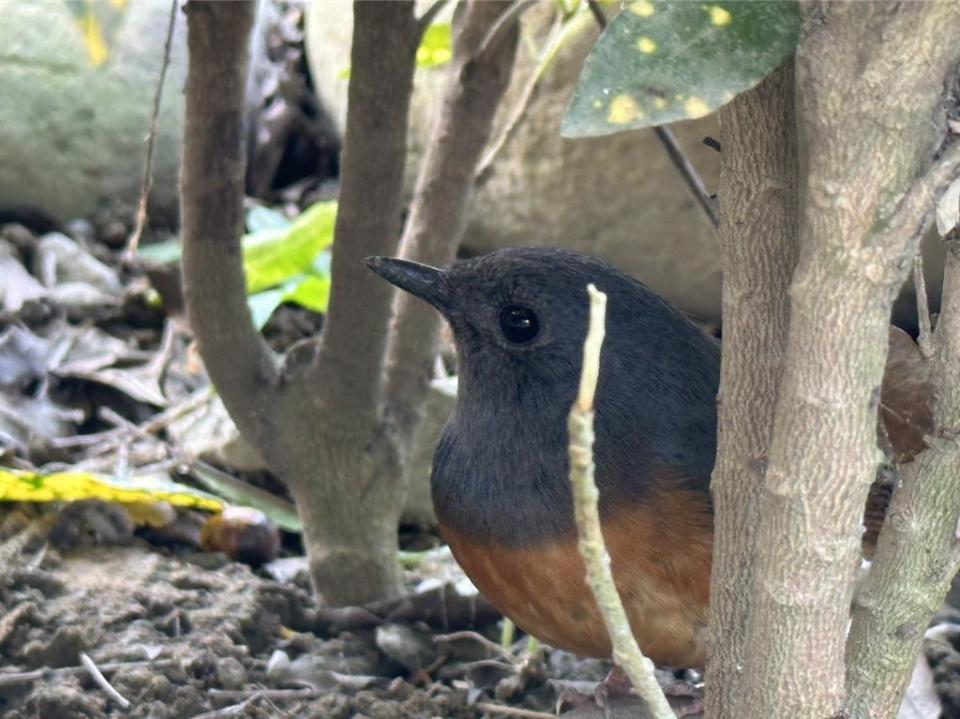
441, 489, 713, 668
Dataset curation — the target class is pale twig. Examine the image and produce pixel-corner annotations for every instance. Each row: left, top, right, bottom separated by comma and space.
207, 688, 320, 702
0, 659, 174, 689
569, 285, 676, 719
79, 652, 132, 709
434, 629, 519, 664
477, 5, 591, 183
914, 251, 934, 359
125, 0, 179, 259
477, 0, 537, 60
475, 702, 556, 718
189, 694, 261, 719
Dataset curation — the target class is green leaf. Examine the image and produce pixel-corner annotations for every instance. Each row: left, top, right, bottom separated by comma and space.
246, 205, 292, 233
247, 263, 333, 329
248, 287, 287, 330
243, 200, 337, 294
137, 238, 183, 265
283, 274, 331, 314
190, 462, 301, 533
416, 23, 453, 69
562, 1, 799, 136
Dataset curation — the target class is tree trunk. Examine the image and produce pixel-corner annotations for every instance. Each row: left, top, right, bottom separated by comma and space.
738, 3, 960, 716
706, 60, 798, 719
181, 0, 520, 606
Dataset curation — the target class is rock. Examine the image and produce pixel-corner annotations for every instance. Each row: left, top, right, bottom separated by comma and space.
0, 2, 270, 225
305, 2, 723, 320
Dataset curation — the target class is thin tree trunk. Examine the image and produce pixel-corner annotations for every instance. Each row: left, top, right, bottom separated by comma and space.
181, 0, 278, 451
310, 1, 421, 421
846, 231, 960, 718
706, 60, 798, 719
738, 3, 960, 716
385, 0, 519, 447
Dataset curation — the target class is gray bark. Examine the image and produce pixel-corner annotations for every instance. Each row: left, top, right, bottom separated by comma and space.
386, 0, 518, 448
706, 60, 798, 719
181, 0, 519, 606
738, 3, 960, 716
846, 223, 960, 718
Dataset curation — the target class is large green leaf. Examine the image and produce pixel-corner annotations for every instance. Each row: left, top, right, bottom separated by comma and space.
244, 201, 337, 293
562, 1, 799, 137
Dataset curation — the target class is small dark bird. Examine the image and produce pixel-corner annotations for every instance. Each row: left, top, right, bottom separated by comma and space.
366, 247, 920, 669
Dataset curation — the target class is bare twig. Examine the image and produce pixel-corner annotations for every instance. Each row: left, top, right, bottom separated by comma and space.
477, 0, 536, 60
434, 629, 518, 664
585, 6, 718, 230
207, 688, 320, 702
80, 652, 132, 709
568, 285, 675, 719
653, 127, 719, 228
189, 694, 261, 719
586, 0, 607, 29
125, 0, 179, 259
417, 0, 449, 31
477, 4, 593, 183
0, 659, 174, 689
474, 703, 556, 718
914, 251, 934, 359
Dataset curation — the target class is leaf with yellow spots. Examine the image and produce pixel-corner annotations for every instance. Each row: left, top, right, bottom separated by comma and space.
0, 468, 223, 512
63, 0, 129, 67
562, 0, 799, 136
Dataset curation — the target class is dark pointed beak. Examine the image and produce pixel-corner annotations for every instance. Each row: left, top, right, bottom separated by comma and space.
364, 256, 452, 314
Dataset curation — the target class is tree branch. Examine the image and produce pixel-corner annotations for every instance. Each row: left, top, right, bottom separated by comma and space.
384, 0, 519, 444
310, 1, 421, 418
569, 285, 675, 719
181, 0, 279, 446
706, 59, 798, 719
846, 190, 960, 719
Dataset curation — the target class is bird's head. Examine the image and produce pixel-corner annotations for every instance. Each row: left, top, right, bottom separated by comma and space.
366, 247, 621, 399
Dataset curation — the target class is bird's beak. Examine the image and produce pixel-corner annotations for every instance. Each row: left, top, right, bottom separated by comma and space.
364, 256, 452, 314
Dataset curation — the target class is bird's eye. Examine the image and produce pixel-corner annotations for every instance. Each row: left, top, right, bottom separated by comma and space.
498, 305, 540, 344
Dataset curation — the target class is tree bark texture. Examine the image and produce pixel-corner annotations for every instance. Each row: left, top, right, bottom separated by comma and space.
181, 0, 279, 451
706, 60, 798, 719
181, 0, 520, 606
846, 240, 960, 717
385, 0, 519, 449
739, 3, 960, 717
311, 1, 421, 422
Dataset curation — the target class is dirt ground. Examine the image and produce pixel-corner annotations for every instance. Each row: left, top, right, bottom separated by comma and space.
3, 514, 960, 719
0, 509, 640, 719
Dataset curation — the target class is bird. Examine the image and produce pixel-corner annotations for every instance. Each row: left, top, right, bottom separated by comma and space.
365, 246, 926, 669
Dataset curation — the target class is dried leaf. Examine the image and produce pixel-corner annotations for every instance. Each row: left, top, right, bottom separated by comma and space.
880, 327, 934, 463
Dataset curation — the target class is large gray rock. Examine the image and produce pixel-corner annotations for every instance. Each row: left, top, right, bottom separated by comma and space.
0, 2, 188, 223
306, 2, 723, 320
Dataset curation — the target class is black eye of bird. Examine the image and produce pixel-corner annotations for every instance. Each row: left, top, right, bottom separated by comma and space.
498, 305, 540, 344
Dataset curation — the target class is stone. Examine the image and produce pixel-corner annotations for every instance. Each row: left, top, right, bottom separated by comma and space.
0, 2, 270, 226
